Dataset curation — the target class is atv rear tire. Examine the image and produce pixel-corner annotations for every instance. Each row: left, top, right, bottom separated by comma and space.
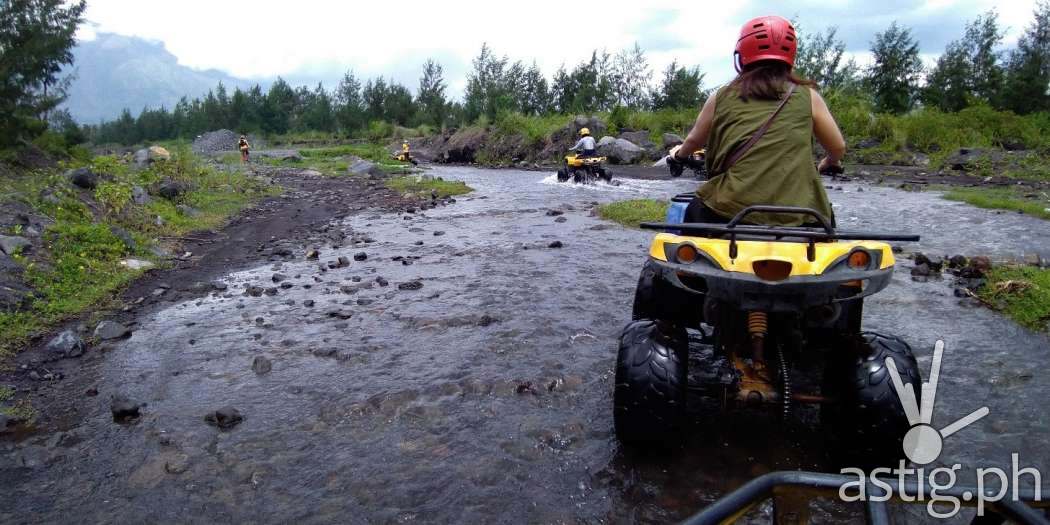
632, 260, 703, 327
598, 167, 612, 183
823, 332, 921, 470
614, 320, 689, 445
557, 167, 569, 182
572, 170, 584, 184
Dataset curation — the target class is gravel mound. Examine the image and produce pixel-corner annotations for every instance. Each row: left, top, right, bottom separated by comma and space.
191, 130, 265, 154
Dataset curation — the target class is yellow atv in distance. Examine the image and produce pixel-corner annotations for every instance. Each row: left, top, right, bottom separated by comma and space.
556, 154, 613, 184
668, 148, 708, 179
615, 189, 923, 468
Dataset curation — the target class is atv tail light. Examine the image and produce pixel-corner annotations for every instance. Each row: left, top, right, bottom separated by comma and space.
676, 244, 698, 264
847, 250, 872, 270
753, 260, 792, 281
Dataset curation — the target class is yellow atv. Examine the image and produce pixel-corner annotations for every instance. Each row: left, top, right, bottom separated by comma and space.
393, 151, 418, 166
556, 154, 612, 184
615, 199, 923, 467
668, 148, 708, 179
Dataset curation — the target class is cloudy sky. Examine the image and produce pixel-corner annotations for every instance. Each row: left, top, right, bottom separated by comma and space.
77, 0, 1041, 96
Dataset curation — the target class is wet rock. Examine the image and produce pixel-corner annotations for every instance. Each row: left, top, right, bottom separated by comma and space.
211, 281, 228, 291
251, 356, 273, 375
164, 453, 190, 474
348, 156, 383, 177
376, 276, 389, 287
111, 395, 141, 422
204, 406, 243, 430
337, 256, 351, 268
398, 281, 424, 291
67, 167, 98, 189
910, 263, 931, 278
94, 320, 130, 340
548, 241, 564, 249
303, 299, 315, 307
948, 255, 968, 269
354, 252, 368, 261
131, 185, 150, 205
313, 347, 337, 358
244, 285, 265, 297
619, 130, 655, 150
263, 287, 279, 296
478, 315, 499, 327
46, 330, 85, 358
554, 216, 567, 223
433, 231, 445, 236
596, 136, 644, 164
0, 414, 9, 433
0, 235, 31, 256
913, 253, 943, 272
306, 248, 320, 260
271, 273, 288, 283
326, 310, 353, 320
546, 210, 564, 216
963, 256, 992, 278
280, 282, 293, 290
515, 381, 536, 395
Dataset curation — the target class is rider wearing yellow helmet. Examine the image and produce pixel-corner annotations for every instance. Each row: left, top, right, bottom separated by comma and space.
569, 127, 597, 157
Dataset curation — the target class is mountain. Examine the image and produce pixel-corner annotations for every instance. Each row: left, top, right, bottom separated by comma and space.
61, 33, 252, 124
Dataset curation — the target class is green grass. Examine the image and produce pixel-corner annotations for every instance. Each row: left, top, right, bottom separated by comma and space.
979, 266, 1050, 332
597, 199, 669, 228
385, 176, 472, 198
0, 147, 277, 361
942, 187, 1050, 220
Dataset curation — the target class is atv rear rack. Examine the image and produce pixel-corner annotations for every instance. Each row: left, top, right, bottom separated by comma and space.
681, 471, 1049, 525
642, 205, 919, 260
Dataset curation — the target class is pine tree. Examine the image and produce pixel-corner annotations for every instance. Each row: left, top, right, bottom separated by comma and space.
1002, 2, 1050, 114
334, 71, 366, 135
794, 26, 858, 90
416, 59, 448, 127
867, 22, 924, 114
651, 60, 706, 110
0, 0, 87, 148
612, 43, 651, 109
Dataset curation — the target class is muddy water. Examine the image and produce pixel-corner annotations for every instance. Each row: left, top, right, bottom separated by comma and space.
4, 168, 1050, 524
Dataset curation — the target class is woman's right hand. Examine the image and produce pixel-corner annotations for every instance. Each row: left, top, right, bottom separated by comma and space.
817, 156, 841, 174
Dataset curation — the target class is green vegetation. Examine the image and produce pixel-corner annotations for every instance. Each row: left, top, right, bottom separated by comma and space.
942, 187, 1050, 220
979, 266, 1050, 332
598, 199, 669, 228
385, 176, 472, 198
0, 148, 277, 361
246, 144, 413, 177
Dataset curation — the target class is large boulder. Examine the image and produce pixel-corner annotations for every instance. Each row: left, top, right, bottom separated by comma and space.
442, 127, 488, 163
347, 156, 383, 177
597, 137, 644, 164
66, 167, 99, 189
133, 146, 171, 168
945, 148, 999, 171
0, 235, 31, 256
662, 133, 684, 149
618, 130, 655, 149
155, 180, 188, 200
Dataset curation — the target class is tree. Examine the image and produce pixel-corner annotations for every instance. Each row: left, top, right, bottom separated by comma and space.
262, 77, 296, 134
384, 82, 414, 126
867, 22, 924, 114
301, 83, 335, 132
520, 61, 551, 115
551, 64, 574, 113
416, 59, 448, 127
334, 70, 366, 135
464, 43, 517, 122
794, 26, 858, 90
362, 77, 389, 122
922, 41, 972, 112
967, 11, 1005, 104
1002, 2, 1050, 114
612, 43, 651, 109
0, 0, 87, 148
652, 60, 706, 110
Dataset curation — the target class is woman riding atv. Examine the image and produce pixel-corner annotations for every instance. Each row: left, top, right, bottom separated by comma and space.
669, 15, 846, 227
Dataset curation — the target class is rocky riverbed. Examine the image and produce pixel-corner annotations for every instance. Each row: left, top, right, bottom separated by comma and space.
2, 166, 1049, 523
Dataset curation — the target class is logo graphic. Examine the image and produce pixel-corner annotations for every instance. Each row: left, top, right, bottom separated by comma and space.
886, 340, 990, 465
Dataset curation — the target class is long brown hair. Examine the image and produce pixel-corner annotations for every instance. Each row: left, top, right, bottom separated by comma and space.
729, 60, 816, 102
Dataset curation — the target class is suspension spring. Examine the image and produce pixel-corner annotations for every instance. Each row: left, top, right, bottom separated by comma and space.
778, 344, 791, 419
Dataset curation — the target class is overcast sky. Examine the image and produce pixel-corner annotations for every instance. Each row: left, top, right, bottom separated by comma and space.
77, 0, 1041, 97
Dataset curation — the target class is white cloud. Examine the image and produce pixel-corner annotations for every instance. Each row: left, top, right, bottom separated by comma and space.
78, 0, 1041, 96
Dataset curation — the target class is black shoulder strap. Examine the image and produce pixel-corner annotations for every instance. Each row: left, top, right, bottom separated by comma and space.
710, 83, 798, 177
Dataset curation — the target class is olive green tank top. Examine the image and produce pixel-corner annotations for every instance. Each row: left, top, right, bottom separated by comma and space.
697, 84, 834, 227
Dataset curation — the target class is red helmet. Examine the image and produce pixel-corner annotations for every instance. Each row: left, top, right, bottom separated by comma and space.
734, 15, 797, 72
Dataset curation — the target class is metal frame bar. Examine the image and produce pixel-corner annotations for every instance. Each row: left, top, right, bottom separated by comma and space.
681, 471, 1049, 525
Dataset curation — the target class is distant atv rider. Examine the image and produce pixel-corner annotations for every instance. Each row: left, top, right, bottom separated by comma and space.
569, 127, 597, 157
238, 135, 251, 163
670, 15, 845, 227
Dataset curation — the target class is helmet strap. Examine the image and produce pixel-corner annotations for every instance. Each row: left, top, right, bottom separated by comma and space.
733, 51, 743, 73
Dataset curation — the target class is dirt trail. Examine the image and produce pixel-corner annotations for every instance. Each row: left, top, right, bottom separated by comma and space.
2, 166, 1049, 523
